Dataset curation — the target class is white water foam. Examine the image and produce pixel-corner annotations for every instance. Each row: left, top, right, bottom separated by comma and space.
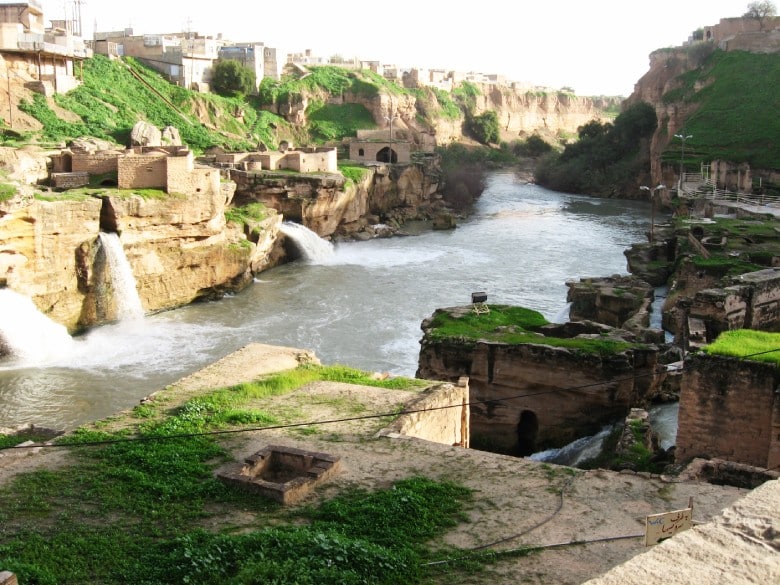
0, 289, 75, 365
279, 222, 334, 263
529, 424, 616, 467
98, 232, 144, 320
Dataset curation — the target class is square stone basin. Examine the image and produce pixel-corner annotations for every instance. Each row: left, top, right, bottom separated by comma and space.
217, 445, 341, 505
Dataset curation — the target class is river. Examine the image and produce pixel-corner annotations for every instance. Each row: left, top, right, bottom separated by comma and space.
0, 171, 658, 431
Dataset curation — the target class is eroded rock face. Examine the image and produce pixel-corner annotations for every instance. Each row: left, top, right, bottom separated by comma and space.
566, 275, 655, 332
0, 146, 51, 185
0, 179, 276, 331
232, 161, 445, 239
161, 126, 182, 146
1, 196, 103, 331
416, 307, 664, 455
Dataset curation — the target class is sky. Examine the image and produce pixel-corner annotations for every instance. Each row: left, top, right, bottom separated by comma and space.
41, 0, 754, 96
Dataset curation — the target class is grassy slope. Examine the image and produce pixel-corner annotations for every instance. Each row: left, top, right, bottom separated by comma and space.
0, 365, 487, 585
662, 50, 780, 171
17, 55, 292, 152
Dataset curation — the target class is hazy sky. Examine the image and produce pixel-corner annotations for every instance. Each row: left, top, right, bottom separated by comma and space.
42, 0, 753, 96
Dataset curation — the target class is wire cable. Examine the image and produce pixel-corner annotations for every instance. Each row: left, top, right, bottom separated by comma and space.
2, 346, 780, 453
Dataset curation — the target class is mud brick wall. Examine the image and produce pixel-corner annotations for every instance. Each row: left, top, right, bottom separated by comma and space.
677, 353, 780, 469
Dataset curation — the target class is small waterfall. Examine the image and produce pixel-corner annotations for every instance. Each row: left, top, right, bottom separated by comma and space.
279, 222, 334, 263
0, 289, 75, 364
529, 424, 616, 467
98, 232, 144, 320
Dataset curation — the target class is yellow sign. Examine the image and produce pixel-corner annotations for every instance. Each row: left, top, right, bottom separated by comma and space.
645, 507, 693, 546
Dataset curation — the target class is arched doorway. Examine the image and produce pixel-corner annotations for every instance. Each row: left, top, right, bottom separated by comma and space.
376, 146, 397, 164
516, 410, 539, 456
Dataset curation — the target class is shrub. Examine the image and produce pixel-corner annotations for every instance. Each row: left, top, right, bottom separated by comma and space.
211, 60, 256, 98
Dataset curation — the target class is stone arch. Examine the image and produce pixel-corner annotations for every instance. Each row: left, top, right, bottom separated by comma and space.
358, 148, 365, 157
516, 410, 539, 456
376, 146, 397, 164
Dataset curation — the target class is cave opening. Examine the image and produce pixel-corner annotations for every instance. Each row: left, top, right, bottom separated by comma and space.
516, 410, 539, 456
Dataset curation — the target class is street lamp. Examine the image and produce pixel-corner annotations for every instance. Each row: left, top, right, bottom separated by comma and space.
384, 97, 399, 164
640, 184, 666, 242
674, 133, 692, 192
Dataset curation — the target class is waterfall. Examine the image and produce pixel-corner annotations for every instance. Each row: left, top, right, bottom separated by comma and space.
0, 289, 75, 364
529, 424, 616, 467
98, 232, 145, 320
279, 222, 334, 263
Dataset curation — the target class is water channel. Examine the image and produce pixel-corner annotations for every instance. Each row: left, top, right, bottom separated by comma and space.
0, 171, 664, 433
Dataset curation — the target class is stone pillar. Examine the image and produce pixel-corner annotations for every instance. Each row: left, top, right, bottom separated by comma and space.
458, 376, 470, 448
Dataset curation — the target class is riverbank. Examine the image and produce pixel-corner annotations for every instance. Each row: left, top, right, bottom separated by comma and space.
0, 342, 755, 585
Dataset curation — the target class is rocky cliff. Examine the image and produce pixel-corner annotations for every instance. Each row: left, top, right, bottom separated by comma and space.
0, 177, 281, 333
269, 82, 615, 149
416, 306, 664, 455
469, 86, 617, 144
231, 158, 446, 239
625, 19, 780, 187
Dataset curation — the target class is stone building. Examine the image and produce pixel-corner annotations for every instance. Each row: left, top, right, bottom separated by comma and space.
51, 146, 220, 195
676, 352, 780, 470
349, 139, 411, 165
218, 43, 280, 89
92, 29, 220, 90
0, 0, 91, 99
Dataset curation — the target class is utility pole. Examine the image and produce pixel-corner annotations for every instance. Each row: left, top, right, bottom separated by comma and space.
674, 133, 692, 193
384, 97, 399, 164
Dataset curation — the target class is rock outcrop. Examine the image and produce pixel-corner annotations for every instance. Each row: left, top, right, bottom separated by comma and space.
0, 180, 280, 331
266, 83, 615, 150
231, 159, 446, 239
130, 121, 163, 147
416, 306, 664, 455
566, 275, 656, 335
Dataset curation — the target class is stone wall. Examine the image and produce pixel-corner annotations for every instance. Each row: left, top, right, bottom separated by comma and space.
51, 172, 89, 190
676, 353, 780, 469
117, 153, 167, 189
703, 16, 780, 46
417, 331, 660, 455
72, 152, 121, 175
378, 378, 469, 447
349, 140, 412, 164
257, 148, 338, 173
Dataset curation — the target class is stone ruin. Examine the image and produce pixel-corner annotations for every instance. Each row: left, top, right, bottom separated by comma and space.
217, 444, 341, 505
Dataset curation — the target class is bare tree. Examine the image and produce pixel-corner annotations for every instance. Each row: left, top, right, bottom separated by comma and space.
744, 1, 777, 30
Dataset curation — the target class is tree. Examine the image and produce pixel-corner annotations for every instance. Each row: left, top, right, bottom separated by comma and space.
211, 60, 256, 98
744, 1, 777, 30
468, 111, 500, 145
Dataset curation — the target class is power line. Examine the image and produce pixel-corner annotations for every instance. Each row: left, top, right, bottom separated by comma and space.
3, 347, 780, 464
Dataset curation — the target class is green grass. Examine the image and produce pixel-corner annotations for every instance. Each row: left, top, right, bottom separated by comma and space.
0, 183, 16, 201
704, 329, 780, 365
338, 164, 371, 184
0, 364, 475, 585
18, 55, 257, 152
224, 202, 269, 226
426, 305, 639, 355
33, 191, 93, 202
306, 102, 377, 142
661, 50, 780, 170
